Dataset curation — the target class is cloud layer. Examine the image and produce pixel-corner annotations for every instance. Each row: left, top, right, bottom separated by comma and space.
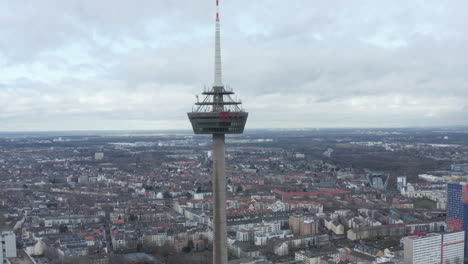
1, 0, 467, 131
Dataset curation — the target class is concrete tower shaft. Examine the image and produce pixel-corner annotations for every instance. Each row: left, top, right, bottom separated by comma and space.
212, 133, 227, 263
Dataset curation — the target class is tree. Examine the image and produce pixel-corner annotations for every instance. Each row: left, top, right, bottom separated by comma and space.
136, 242, 143, 252
182, 246, 191, 253
187, 240, 194, 250
182, 240, 194, 253
44, 247, 61, 263
59, 224, 68, 233
155, 244, 175, 263
163, 191, 172, 199
129, 214, 137, 222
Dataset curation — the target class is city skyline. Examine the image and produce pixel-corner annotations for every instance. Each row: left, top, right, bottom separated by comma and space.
1, 0, 467, 131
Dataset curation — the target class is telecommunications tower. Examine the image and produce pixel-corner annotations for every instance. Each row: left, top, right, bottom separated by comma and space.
187, 0, 248, 263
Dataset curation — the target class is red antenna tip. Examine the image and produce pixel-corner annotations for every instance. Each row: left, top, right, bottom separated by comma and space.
216, 0, 219, 6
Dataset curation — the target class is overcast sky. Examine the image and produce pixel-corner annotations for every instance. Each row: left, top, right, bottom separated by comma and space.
1, 0, 467, 131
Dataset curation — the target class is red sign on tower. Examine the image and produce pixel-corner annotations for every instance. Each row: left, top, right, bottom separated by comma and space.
220, 111, 229, 122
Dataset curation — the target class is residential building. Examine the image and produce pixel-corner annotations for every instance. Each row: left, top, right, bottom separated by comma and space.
1, 231, 17, 264
289, 214, 318, 236
403, 231, 464, 264
324, 218, 344, 235
295, 250, 327, 264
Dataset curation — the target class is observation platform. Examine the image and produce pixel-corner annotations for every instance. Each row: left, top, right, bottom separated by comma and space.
188, 84, 247, 135
188, 111, 248, 134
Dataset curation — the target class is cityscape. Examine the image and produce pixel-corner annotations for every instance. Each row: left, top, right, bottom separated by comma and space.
2, 128, 468, 264
1, 1, 468, 264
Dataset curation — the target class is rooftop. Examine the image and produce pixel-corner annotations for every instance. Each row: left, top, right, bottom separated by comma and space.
8, 250, 36, 264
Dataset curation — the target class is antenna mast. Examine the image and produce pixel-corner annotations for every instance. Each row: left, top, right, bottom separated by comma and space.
214, 0, 223, 87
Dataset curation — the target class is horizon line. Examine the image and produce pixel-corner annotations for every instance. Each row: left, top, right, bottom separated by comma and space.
0, 125, 468, 135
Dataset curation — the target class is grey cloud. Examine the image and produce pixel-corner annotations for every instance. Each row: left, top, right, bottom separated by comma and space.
0, 0, 467, 130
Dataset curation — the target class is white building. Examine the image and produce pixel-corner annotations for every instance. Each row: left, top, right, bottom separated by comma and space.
43, 215, 101, 227
1, 231, 17, 263
295, 250, 323, 264
403, 231, 464, 264
418, 174, 444, 182
254, 230, 293, 246
143, 232, 174, 247
236, 222, 282, 242
397, 176, 407, 192
295, 153, 305, 159
94, 152, 104, 160
193, 192, 212, 200
404, 184, 447, 210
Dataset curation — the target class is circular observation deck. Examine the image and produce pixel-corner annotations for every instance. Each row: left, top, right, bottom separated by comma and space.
188, 111, 248, 134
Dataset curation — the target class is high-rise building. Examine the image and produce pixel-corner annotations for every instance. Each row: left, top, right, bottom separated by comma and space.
187, 1, 248, 263
397, 176, 407, 192
1, 230, 16, 264
403, 231, 464, 264
366, 172, 389, 191
289, 215, 300, 234
447, 182, 468, 256
289, 214, 318, 236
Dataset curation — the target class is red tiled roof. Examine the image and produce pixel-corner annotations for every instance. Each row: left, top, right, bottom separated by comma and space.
284, 200, 322, 206
172, 241, 187, 247
113, 219, 124, 224
274, 188, 350, 198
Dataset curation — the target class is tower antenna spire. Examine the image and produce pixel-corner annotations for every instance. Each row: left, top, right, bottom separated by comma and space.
214, 0, 223, 87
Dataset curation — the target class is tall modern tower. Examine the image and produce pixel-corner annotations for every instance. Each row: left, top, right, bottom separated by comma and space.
447, 182, 468, 256
187, 1, 248, 263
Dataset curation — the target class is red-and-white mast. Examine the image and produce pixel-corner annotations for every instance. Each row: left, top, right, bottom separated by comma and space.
214, 0, 223, 87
